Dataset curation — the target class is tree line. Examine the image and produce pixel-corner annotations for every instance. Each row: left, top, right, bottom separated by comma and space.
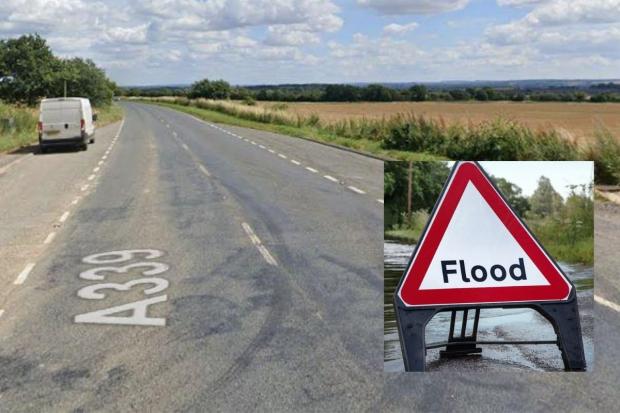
0, 34, 117, 106
120, 77, 620, 103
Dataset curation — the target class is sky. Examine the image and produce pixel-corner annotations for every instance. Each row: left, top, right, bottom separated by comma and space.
447, 161, 594, 199
1, 0, 619, 86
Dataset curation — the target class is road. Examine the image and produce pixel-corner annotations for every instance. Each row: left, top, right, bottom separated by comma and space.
382, 201, 620, 412
1, 101, 618, 412
0, 102, 383, 411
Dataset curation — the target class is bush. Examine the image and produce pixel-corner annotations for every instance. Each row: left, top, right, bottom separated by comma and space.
243, 96, 256, 106
583, 129, 620, 185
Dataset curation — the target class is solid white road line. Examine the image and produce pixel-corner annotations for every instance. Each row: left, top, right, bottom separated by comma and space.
377, 199, 385, 204
323, 175, 339, 183
595, 295, 620, 312
305, 167, 318, 173
0, 153, 33, 176
198, 164, 210, 177
43, 232, 56, 244
14, 263, 35, 285
59, 211, 70, 223
241, 222, 278, 266
0, 309, 4, 319
347, 185, 366, 194
291, 160, 301, 166
278, 153, 287, 159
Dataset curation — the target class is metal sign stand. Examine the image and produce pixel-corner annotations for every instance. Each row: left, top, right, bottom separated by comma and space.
394, 288, 586, 372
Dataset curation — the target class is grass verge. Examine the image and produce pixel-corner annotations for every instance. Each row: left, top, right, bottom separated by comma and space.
0, 103, 124, 153
136, 99, 443, 161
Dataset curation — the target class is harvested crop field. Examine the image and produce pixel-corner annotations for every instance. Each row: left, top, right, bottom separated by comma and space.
258, 101, 620, 141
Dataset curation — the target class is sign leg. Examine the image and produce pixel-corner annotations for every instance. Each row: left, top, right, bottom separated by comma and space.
395, 308, 436, 372
534, 298, 586, 371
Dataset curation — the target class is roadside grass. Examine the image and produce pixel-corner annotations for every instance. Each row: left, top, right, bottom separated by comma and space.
136, 99, 444, 161
384, 228, 420, 244
0, 103, 124, 153
136, 97, 620, 184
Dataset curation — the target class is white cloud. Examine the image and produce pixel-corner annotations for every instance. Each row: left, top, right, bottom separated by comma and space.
497, 0, 549, 6
357, 0, 469, 15
383, 22, 418, 35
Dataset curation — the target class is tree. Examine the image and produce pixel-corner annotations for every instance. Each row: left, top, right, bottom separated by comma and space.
492, 176, 530, 216
0, 34, 61, 105
409, 84, 428, 101
57, 58, 115, 106
362, 84, 395, 101
529, 176, 563, 218
188, 78, 232, 99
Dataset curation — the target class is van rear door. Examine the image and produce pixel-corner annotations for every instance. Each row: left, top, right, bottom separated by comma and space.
40, 100, 82, 141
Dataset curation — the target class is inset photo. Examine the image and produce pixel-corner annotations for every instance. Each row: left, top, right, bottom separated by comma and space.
384, 161, 594, 372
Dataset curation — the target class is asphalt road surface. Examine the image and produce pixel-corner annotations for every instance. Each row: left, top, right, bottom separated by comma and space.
1, 102, 619, 412
0, 102, 383, 411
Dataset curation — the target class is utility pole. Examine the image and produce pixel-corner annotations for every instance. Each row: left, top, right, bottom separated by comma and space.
407, 160, 413, 219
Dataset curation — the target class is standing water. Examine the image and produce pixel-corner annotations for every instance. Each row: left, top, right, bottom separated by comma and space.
384, 240, 594, 372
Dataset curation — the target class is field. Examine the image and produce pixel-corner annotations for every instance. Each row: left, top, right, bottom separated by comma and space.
256, 101, 620, 142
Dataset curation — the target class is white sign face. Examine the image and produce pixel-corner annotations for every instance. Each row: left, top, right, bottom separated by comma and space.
419, 182, 550, 290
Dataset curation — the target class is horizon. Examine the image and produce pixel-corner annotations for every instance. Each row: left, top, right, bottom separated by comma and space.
2, 1, 619, 85
121, 78, 620, 89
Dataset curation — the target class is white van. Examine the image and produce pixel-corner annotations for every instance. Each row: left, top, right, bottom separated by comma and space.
38, 98, 97, 152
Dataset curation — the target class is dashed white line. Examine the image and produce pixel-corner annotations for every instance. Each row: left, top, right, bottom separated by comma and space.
347, 185, 366, 194
291, 160, 301, 166
0, 309, 4, 319
241, 222, 278, 266
87, 174, 96, 181
323, 175, 339, 183
71, 196, 81, 205
98, 160, 104, 166
251, 141, 258, 145
102, 155, 108, 160
43, 232, 56, 244
305, 167, 318, 173
173, 131, 177, 137
198, 164, 210, 177
377, 199, 384, 204
93, 167, 100, 173
14, 263, 35, 285
268, 149, 276, 154
258, 145, 266, 149
595, 295, 620, 312
278, 153, 287, 159
81, 184, 89, 192
182, 143, 189, 151
59, 211, 70, 223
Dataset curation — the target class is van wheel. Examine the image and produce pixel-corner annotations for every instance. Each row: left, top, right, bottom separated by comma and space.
89, 138, 95, 144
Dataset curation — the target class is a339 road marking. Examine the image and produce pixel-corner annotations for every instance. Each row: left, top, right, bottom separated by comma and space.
74, 249, 170, 326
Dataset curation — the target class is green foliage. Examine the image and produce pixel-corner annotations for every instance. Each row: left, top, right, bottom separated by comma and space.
188, 79, 232, 99
582, 128, 620, 185
0, 34, 115, 106
493, 176, 530, 216
243, 96, 257, 106
528, 176, 564, 218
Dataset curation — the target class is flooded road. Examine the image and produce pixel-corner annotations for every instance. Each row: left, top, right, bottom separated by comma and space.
384, 240, 594, 372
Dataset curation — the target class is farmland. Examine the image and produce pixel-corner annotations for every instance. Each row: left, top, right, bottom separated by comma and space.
255, 101, 620, 142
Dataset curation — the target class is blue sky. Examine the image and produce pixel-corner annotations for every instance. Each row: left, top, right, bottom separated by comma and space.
1, 0, 619, 86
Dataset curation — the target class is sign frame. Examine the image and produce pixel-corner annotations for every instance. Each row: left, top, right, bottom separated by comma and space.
393, 161, 587, 372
